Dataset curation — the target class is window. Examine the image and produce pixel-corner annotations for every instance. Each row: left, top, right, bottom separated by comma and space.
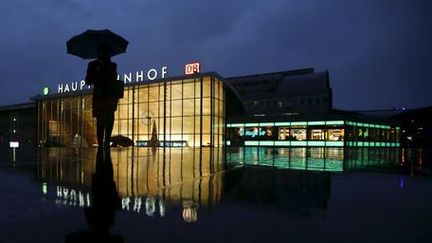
310, 129, 325, 140
290, 128, 306, 141
278, 127, 289, 140
327, 129, 344, 141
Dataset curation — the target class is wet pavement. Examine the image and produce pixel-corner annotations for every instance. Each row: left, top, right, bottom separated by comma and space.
0, 147, 431, 242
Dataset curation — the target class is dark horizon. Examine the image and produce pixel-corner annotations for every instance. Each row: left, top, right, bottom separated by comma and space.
1, 0, 431, 110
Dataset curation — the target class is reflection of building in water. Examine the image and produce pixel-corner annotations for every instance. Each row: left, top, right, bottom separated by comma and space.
110, 147, 223, 207
37, 147, 224, 218
226, 147, 344, 172
343, 147, 401, 172
226, 147, 401, 172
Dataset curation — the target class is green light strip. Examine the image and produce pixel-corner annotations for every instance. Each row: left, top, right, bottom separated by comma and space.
307, 141, 326, 146
240, 140, 345, 147
291, 122, 307, 126
308, 121, 326, 125
275, 141, 291, 146
326, 120, 344, 125
291, 141, 307, 146
274, 122, 291, 126
326, 141, 344, 147
244, 123, 259, 127
259, 141, 275, 146
244, 141, 259, 146
259, 122, 275, 126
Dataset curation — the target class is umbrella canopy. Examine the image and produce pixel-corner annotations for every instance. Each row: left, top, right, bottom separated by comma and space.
110, 135, 134, 147
67, 29, 128, 59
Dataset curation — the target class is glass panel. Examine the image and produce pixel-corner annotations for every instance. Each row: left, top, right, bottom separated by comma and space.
171, 100, 183, 117
183, 81, 195, 99
202, 98, 211, 115
194, 99, 201, 116
171, 117, 182, 134
195, 117, 201, 134
171, 80, 182, 100
202, 134, 211, 146
202, 116, 211, 134
195, 80, 201, 98
203, 77, 211, 97
182, 99, 194, 116
183, 117, 194, 134
138, 87, 148, 103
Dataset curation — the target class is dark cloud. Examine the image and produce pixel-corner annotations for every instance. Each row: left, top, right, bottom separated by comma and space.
0, 0, 431, 109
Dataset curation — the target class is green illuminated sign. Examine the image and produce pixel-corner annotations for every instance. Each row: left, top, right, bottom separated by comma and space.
239, 128, 265, 138
42, 86, 50, 96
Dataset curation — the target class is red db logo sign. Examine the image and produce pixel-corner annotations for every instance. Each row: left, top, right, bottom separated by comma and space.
185, 62, 200, 75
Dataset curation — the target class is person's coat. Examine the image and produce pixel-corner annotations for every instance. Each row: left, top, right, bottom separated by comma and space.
85, 59, 118, 117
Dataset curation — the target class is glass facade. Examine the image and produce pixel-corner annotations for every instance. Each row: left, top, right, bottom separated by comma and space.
36, 75, 225, 147
227, 120, 400, 147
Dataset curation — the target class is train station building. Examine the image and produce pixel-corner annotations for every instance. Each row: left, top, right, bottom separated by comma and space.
0, 65, 400, 148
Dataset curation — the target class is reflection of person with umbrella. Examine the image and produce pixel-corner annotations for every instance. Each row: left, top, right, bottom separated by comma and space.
65, 148, 123, 243
67, 29, 128, 148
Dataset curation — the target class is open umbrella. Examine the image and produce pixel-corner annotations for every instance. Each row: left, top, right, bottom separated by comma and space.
110, 135, 134, 147
66, 29, 128, 59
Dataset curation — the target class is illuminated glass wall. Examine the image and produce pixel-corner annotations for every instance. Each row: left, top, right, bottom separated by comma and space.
37, 94, 95, 147
37, 75, 225, 147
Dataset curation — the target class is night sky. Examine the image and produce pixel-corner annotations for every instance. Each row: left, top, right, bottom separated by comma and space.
1, 0, 431, 110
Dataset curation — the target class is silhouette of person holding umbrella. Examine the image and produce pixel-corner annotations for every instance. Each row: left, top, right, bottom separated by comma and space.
85, 43, 118, 147
67, 29, 128, 148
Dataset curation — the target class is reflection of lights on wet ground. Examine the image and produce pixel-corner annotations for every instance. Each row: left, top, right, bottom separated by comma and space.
182, 207, 197, 223
122, 197, 130, 210
418, 149, 423, 165
42, 182, 48, 195
12, 148, 16, 166
146, 197, 156, 216
159, 199, 165, 217
133, 197, 142, 213
182, 200, 199, 223
120, 196, 165, 216
400, 176, 404, 189
400, 148, 405, 166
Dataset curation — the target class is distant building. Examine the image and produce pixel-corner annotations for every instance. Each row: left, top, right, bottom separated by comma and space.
225, 69, 399, 148
392, 106, 432, 147
0, 102, 36, 151
227, 68, 332, 115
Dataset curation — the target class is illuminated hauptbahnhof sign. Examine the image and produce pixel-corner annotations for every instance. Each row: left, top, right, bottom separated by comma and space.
56, 66, 169, 94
